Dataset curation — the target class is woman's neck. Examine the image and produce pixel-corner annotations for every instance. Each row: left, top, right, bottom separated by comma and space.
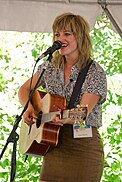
64, 59, 78, 85
64, 59, 78, 69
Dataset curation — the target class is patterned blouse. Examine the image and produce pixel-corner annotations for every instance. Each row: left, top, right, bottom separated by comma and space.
38, 60, 107, 128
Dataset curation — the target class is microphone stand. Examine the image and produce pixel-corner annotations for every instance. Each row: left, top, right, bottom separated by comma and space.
0, 53, 53, 182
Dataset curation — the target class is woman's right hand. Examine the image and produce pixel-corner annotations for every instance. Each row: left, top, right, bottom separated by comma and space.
23, 104, 37, 125
18, 72, 39, 125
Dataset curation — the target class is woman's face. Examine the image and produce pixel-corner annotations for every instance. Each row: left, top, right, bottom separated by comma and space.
54, 29, 79, 59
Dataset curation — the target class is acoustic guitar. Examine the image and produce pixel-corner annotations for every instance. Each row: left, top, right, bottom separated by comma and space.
19, 91, 87, 157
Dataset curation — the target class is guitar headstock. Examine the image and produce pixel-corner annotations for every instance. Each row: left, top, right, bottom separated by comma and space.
69, 105, 87, 121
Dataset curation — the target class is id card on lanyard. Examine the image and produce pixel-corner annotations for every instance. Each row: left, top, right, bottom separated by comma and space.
73, 124, 92, 138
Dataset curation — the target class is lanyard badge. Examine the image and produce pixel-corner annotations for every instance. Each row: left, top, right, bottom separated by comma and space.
73, 124, 92, 138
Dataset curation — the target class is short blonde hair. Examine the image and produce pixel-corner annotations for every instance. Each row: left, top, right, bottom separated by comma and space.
52, 12, 92, 69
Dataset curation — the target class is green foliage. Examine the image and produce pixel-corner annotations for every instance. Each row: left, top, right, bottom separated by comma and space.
91, 15, 122, 182
0, 16, 122, 181
91, 15, 122, 75
101, 116, 122, 182
0, 31, 52, 182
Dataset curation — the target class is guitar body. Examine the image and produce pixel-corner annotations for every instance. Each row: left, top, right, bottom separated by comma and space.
21, 140, 50, 157
31, 90, 66, 114
19, 121, 61, 157
19, 91, 87, 157
19, 91, 66, 157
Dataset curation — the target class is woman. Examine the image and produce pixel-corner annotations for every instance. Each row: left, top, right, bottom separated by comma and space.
18, 12, 107, 182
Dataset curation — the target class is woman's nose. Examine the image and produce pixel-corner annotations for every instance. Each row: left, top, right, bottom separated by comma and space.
56, 36, 65, 43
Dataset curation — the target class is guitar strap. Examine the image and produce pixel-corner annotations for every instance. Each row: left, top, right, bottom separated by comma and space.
67, 59, 93, 109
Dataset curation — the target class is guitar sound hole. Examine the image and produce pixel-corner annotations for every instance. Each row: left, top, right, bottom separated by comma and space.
36, 112, 42, 128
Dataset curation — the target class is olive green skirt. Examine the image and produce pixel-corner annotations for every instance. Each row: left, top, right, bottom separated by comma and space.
40, 124, 104, 182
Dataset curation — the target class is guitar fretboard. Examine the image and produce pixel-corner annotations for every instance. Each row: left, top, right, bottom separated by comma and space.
41, 110, 69, 124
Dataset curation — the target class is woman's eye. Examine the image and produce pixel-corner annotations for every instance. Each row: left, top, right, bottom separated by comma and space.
54, 32, 72, 37
54, 33, 60, 37
65, 32, 71, 36
65, 33, 70, 36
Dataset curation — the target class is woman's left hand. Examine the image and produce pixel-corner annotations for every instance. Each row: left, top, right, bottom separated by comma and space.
51, 114, 73, 126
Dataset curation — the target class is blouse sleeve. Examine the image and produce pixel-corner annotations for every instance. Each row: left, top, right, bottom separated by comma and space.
82, 61, 107, 104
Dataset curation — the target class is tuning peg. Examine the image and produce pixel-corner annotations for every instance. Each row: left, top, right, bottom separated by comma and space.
70, 115, 75, 120
70, 108, 75, 111
76, 104, 81, 108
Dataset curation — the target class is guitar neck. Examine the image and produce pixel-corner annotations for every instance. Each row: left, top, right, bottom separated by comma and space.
41, 110, 69, 124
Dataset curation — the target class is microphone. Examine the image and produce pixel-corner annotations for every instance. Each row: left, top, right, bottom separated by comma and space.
36, 40, 62, 62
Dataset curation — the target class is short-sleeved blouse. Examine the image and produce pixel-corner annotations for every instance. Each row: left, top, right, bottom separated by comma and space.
38, 60, 107, 128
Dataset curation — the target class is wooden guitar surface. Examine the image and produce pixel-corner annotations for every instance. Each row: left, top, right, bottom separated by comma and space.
19, 91, 87, 157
